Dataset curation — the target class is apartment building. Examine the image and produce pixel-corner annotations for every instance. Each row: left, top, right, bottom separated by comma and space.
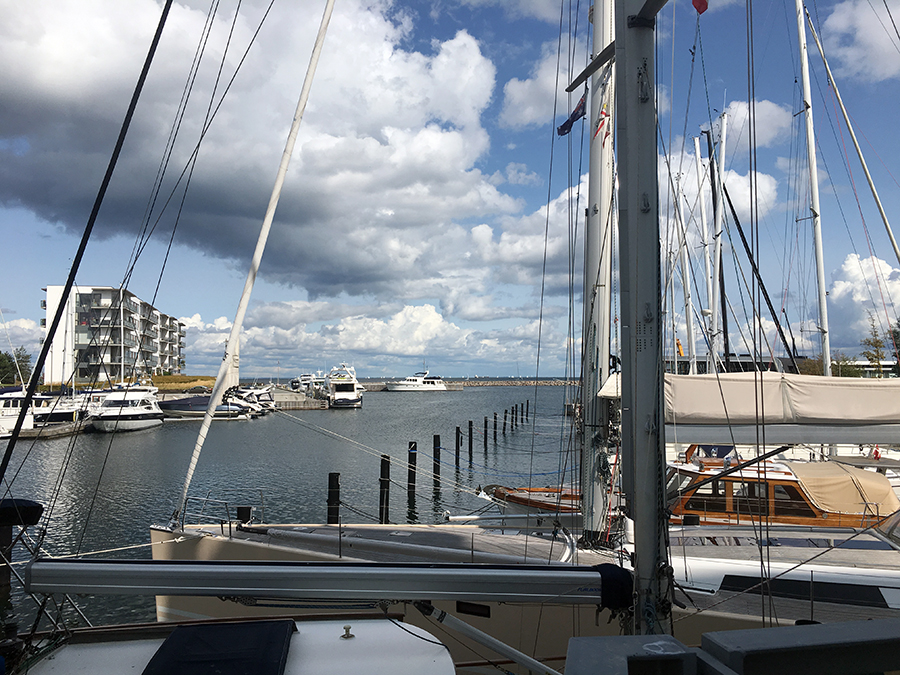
43, 285, 185, 386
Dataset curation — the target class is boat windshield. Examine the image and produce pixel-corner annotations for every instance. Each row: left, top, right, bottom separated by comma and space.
876, 508, 900, 547
665, 468, 694, 503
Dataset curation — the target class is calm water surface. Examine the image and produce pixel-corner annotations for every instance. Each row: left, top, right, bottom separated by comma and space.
6, 386, 576, 626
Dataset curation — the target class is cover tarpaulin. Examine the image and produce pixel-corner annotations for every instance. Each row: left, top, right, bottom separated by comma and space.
664, 372, 900, 425
782, 460, 900, 516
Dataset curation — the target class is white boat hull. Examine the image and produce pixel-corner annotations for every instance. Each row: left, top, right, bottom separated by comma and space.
91, 416, 163, 432
385, 383, 447, 392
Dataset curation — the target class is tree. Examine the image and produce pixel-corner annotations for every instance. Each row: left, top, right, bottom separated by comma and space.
888, 317, 900, 376
0, 352, 15, 384
831, 350, 863, 377
0, 347, 32, 385
796, 353, 823, 375
13, 346, 31, 385
860, 312, 887, 377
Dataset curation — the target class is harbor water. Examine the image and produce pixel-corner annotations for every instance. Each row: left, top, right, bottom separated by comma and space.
6, 385, 574, 627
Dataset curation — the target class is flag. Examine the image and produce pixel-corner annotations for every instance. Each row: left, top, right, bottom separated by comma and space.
557, 92, 587, 136
692, 0, 708, 14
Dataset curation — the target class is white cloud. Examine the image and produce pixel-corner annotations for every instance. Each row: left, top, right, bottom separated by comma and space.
827, 253, 900, 349
457, 0, 561, 22
719, 100, 793, 153
500, 41, 587, 128
823, 0, 900, 82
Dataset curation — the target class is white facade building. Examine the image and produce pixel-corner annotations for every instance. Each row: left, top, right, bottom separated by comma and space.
43, 286, 185, 386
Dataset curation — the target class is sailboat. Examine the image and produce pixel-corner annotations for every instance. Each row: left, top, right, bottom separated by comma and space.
10, 1, 900, 674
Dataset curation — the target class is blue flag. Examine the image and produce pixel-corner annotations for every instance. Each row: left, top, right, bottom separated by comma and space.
557, 91, 587, 136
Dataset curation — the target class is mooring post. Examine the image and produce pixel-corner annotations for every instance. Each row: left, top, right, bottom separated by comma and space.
503, 409, 508, 434
407, 441, 417, 492
455, 426, 461, 466
433, 434, 441, 484
493, 412, 497, 442
379, 455, 391, 524
468, 420, 473, 461
483, 416, 488, 451
526, 399, 530, 421
513, 404, 517, 428
327, 472, 341, 524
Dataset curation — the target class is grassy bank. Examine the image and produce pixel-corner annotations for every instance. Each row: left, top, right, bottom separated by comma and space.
152, 375, 217, 392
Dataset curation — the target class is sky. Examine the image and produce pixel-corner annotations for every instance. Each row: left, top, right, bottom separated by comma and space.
1, 0, 899, 379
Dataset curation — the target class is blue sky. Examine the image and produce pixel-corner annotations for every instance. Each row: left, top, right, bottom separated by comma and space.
1, 0, 899, 379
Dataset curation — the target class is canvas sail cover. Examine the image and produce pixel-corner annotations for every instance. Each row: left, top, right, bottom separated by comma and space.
781, 460, 900, 516
600, 372, 900, 444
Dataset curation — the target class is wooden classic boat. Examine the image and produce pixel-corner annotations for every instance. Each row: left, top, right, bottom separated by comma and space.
667, 446, 900, 527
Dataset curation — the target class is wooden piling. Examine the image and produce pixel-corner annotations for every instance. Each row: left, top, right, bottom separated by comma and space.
468, 421, 473, 461
493, 412, 497, 442
503, 409, 508, 434
483, 417, 488, 451
379, 455, 390, 524
327, 472, 341, 524
407, 441, 417, 492
455, 426, 461, 466
526, 399, 530, 421
433, 434, 441, 484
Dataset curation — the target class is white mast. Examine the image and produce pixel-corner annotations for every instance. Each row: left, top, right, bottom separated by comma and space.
693, 135, 714, 365
676, 180, 697, 373
710, 113, 727, 370
805, 12, 900, 270
174, 0, 336, 521
796, 0, 831, 375
581, 0, 616, 544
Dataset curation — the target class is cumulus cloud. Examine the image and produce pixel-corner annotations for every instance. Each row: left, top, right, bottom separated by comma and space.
499, 41, 587, 128
457, 0, 562, 23
823, 0, 900, 82
717, 100, 793, 153
827, 254, 900, 349
180, 302, 569, 375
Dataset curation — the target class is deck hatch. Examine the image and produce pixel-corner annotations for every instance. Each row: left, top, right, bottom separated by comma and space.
142, 619, 295, 675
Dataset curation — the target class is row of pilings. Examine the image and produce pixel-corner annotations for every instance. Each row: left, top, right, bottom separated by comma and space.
326, 399, 530, 525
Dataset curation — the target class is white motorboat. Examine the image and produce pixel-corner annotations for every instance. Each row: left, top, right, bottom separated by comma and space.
385, 371, 447, 392
324, 363, 363, 408
89, 388, 164, 432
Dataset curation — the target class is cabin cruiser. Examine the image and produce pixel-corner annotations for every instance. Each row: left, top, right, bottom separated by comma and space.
158, 395, 250, 419
385, 371, 448, 392
324, 363, 363, 408
89, 388, 164, 432
0, 387, 36, 435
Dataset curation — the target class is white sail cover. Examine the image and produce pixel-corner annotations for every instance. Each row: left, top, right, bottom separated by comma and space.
601, 372, 900, 444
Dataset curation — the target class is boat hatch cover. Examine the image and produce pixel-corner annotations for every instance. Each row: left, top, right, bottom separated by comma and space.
142, 619, 295, 675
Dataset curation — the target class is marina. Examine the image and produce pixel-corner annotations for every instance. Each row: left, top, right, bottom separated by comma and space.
3, 0, 900, 669
5, 385, 558, 626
